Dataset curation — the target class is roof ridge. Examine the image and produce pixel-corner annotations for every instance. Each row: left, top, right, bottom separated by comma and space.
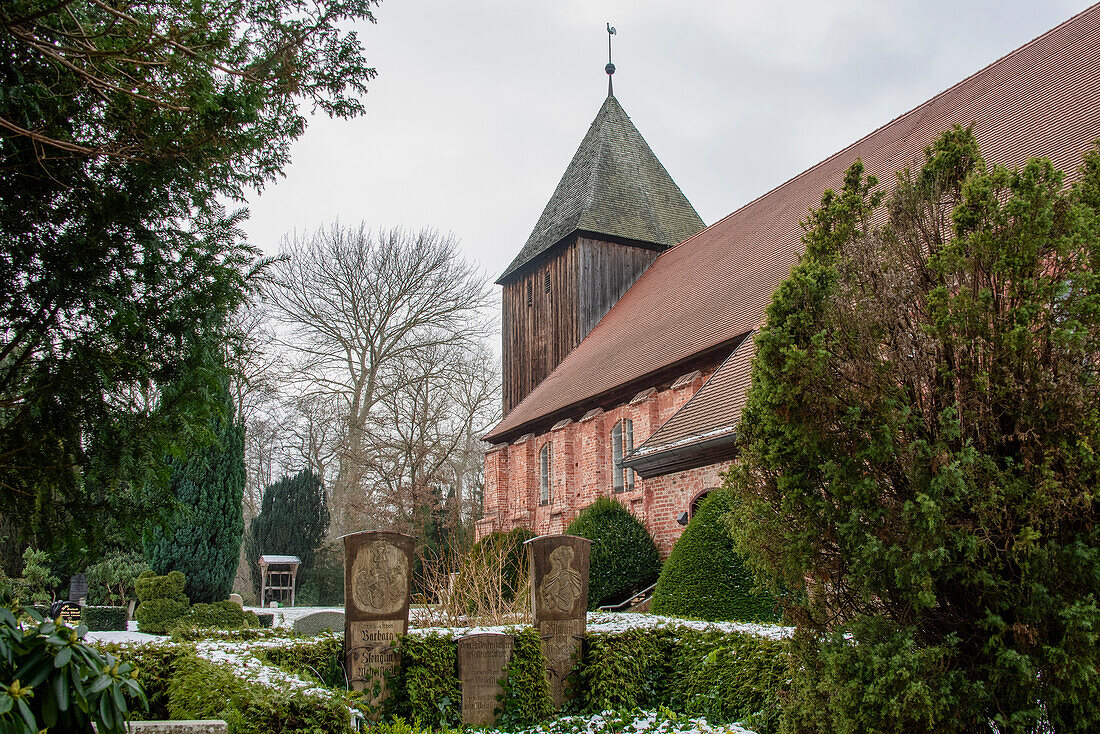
661, 1, 1099, 259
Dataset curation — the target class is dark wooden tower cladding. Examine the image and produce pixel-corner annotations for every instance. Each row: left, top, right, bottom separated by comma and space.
498, 95, 704, 414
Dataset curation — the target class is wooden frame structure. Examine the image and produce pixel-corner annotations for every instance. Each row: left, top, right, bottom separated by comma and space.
258, 554, 301, 607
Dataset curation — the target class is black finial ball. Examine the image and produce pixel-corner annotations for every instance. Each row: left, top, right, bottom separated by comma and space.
605, 62, 616, 76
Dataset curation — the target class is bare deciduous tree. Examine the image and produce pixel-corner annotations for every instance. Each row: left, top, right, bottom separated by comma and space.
268, 224, 491, 536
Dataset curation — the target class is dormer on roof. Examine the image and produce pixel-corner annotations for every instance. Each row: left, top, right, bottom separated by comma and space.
499, 92, 703, 414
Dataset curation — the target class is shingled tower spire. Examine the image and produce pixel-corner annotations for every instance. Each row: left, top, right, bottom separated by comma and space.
497, 49, 704, 414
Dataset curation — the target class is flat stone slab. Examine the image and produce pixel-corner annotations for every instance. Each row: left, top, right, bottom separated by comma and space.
457, 632, 514, 726
292, 610, 345, 636
112, 721, 228, 733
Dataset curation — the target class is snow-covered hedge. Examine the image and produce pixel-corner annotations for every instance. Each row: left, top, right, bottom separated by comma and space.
91, 613, 790, 733
94, 633, 364, 732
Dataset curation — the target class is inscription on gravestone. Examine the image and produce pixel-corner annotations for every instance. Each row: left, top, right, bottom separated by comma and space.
69, 573, 87, 603
456, 633, 514, 726
527, 534, 590, 708
343, 530, 414, 713
48, 600, 82, 625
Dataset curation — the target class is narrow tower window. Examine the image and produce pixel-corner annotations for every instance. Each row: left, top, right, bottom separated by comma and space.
544, 271, 551, 294
540, 442, 553, 505
526, 279, 532, 306
612, 418, 635, 493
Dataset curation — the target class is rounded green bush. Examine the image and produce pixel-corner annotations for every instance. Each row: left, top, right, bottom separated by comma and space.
565, 496, 661, 610
135, 598, 189, 634
135, 570, 190, 633
650, 490, 780, 622
135, 570, 187, 603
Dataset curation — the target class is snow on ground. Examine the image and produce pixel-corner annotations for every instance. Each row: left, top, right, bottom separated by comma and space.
243, 604, 344, 628
88, 608, 792, 643
409, 611, 792, 640
85, 630, 163, 644
491, 709, 758, 734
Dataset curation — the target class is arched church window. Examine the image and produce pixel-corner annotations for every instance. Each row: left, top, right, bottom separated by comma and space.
539, 442, 552, 505
611, 418, 635, 493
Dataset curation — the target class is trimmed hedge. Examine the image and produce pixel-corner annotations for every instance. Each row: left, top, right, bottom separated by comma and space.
180, 601, 259, 630
651, 491, 781, 623
94, 622, 788, 732
135, 598, 189, 635
576, 627, 789, 732
82, 605, 127, 631
384, 633, 461, 726
135, 569, 187, 602
566, 496, 661, 609
168, 652, 355, 733
499, 628, 554, 725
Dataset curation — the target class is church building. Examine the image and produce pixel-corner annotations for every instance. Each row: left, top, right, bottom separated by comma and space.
478, 5, 1100, 558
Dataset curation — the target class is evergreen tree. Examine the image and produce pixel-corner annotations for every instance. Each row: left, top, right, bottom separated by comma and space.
0, 0, 378, 554
727, 128, 1100, 730
246, 470, 329, 592
146, 386, 245, 603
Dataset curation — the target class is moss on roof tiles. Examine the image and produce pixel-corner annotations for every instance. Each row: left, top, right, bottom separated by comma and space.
497, 95, 704, 284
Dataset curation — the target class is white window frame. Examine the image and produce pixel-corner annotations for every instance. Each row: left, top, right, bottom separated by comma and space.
612, 418, 635, 493
539, 442, 552, 505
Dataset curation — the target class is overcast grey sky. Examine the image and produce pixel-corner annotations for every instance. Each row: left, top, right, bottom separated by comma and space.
243, 0, 1095, 283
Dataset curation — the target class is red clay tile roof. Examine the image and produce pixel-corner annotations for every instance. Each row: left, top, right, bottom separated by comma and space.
627, 332, 756, 460
485, 3, 1100, 445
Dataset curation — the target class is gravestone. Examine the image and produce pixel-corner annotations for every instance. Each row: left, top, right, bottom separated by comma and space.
456, 632, 514, 725
294, 610, 345, 636
69, 573, 87, 603
228, 593, 243, 608
48, 600, 82, 626
527, 534, 591, 707
343, 530, 414, 711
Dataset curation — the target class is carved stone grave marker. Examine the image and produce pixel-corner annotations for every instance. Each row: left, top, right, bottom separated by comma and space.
69, 573, 87, 603
456, 633, 514, 726
343, 530, 414, 712
527, 534, 590, 707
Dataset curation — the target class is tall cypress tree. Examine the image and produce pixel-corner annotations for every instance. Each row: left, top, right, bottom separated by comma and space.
246, 469, 329, 592
146, 384, 245, 603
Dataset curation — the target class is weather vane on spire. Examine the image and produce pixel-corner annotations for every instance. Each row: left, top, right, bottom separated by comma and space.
606, 22, 617, 97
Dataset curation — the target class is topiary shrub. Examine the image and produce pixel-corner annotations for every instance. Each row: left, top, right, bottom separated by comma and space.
135, 570, 190, 634
565, 497, 661, 610
177, 600, 259, 630
650, 491, 780, 622
82, 605, 128, 631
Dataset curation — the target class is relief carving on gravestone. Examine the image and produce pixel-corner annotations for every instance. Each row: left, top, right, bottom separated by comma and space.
527, 534, 590, 708
351, 540, 409, 615
343, 531, 414, 714
539, 545, 582, 614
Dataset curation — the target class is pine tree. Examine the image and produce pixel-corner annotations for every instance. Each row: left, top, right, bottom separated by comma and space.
246, 469, 329, 592
146, 386, 245, 603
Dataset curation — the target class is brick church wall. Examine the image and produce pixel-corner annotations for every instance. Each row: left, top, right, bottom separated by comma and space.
476, 366, 729, 557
